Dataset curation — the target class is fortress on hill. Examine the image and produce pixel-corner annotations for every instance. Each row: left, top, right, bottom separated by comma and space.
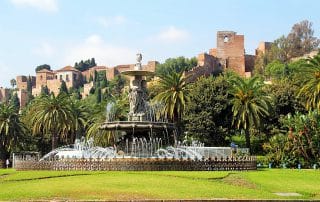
0, 31, 271, 108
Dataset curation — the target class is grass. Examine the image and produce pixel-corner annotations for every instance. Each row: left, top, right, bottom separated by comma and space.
0, 169, 319, 200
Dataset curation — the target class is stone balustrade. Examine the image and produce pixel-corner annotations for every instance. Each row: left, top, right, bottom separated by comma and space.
14, 156, 256, 171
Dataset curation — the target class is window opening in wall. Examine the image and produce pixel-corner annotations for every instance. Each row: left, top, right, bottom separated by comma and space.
66, 75, 69, 82
60, 75, 63, 81
224, 36, 229, 43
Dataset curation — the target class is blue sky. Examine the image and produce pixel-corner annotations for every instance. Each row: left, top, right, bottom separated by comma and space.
0, 0, 319, 87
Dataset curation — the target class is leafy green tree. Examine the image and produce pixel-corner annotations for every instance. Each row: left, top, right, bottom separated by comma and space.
35, 64, 51, 72
228, 76, 272, 153
265, 60, 286, 79
184, 75, 232, 146
156, 56, 197, 76
109, 75, 126, 97
153, 71, 189, 138
28, 93, 75, 149
59, 80, 68, 95
74, 58, 96, 72
286, 20, 320, 58
0, 104, 26, 165
298, 54, 320, 110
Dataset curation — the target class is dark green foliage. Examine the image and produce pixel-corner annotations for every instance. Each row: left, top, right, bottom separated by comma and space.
95, 70, 108, 88
0, 104, 26, 163
89, 87, 95, 94
40, 85, 50, 96
74, 58, 96, 72
96, 88, 102, 103
35, 64, 51, 72
264, 111, 320, 168
27, 76, 33, 92
59, 80, 68, 95
109, 75, 126, 97
156, 56, 197, 76
184, 75, 232, 146
10, 79, 16, 89
10, 93, 20, 111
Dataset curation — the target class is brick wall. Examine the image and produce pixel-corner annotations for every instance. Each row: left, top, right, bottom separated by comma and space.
17, 89, 28, 108
216, 31, 246, 75
16, 76, 28, 90
0, 87, 9, 103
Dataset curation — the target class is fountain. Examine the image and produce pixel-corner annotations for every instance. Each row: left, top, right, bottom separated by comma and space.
100, 53, 176, 143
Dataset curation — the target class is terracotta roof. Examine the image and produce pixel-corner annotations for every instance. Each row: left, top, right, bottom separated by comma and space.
56, 66, 81, 72
36, 69, 53, 73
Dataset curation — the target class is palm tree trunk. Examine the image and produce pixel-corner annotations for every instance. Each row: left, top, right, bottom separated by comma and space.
0, 145, 8, 168
51, 134, 57, 150
244, 129, 251, 154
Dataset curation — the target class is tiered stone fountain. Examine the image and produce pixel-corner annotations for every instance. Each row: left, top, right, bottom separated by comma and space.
100, 53, 175, 138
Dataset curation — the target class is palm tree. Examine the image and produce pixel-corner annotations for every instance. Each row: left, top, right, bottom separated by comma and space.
86, 104, 116, 147
153, 71, 189, 122
69, 100, 90, 141
228, 76, 272, 153
0, 104, 26, 164
28, 93, 75, 150
10, 79, 16, 89
298, 54, 320, 110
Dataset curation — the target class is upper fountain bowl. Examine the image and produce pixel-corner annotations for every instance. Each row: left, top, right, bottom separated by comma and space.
121, 70, 154, 77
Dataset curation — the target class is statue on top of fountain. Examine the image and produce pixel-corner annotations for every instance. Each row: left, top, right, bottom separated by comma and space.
128, 53, 148, 121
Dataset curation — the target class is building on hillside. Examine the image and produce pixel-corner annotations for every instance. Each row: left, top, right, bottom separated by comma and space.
16, 75, 36, 90
82, 82, 94, 98
82, 66, 109, 82
0, 87, 10, 103
81, 61, 158, 97
255, 42, 273, 55
82, 61, 158, 81
186, 31, 271, 82
32, 66, 82, 96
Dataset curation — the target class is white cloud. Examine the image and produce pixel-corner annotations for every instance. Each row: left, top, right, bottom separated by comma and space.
32, 42, 55, 57
64, 34, 136, 67
149, 26, 190, 43
95, 15, 127, 28
10, 0, 58, 12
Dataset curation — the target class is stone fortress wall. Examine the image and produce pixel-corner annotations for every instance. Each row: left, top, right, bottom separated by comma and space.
185, 31, 266, 82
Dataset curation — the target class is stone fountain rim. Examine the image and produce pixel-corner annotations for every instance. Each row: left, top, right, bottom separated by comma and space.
100, 121, 175, 131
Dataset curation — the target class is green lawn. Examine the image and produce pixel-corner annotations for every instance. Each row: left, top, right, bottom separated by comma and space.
0, 169, 319, 200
